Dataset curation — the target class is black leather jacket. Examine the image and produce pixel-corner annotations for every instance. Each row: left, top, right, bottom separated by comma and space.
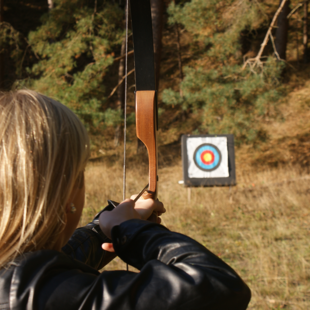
0, 219, 251, 309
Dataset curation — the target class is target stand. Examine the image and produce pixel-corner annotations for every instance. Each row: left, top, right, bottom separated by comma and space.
181, 134, 236, 187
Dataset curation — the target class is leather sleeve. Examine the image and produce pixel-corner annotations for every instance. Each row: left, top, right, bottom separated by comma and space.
46, 219, 250, 310
62, 203, 116, 270
61, 227, 116, 270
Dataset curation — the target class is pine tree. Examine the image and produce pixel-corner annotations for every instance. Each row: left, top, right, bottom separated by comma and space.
20, 0, 124, 130
163, 0, 285, 145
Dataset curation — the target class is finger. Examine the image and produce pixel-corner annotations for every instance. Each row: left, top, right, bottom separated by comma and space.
134, 195, 151, 202
130, 193, 152, 202
134, 198, 154, 210
119, 199, 135, 207
147, 212, 158, 224
157, 217, 161, 224
102, 243, 115, 253
152, 200, 166, 214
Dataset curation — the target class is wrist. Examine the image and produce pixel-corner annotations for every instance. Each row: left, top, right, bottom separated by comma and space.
99, 212, 115, 239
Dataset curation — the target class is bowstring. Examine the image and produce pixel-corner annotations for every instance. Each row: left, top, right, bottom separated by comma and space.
123, 0, 129, 202
123, 0, 129, 272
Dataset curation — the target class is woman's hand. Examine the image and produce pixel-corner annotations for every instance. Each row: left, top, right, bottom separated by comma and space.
131, 195, 165, 224
100, 197, 165, 252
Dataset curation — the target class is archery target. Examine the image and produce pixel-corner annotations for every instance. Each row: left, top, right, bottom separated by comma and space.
187, 137, 229, 178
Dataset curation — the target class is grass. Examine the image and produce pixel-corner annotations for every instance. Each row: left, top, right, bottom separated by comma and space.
82, 160, 310, 310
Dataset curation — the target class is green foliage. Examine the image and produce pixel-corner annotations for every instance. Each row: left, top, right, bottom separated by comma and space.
20, 0, 124, 130
0, 22, 25, 77
164, 0, 284, 145
168, 0, 261, 60
103, 108, 123, 127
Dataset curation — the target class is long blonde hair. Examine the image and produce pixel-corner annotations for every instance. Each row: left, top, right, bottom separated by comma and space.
0, 90, 90, 267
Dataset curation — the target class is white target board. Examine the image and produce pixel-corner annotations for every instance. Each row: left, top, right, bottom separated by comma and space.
181, 135, 236, 187
187, 136, 229, 178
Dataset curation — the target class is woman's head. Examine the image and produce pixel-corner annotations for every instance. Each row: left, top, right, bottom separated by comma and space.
0, 90, 90, 267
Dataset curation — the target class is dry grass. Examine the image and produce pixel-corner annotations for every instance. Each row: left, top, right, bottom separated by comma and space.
82, 160, 310, 310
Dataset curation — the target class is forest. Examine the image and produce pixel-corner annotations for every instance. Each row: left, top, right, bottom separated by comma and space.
0, 0, 305, 150
1, 0, 310, 309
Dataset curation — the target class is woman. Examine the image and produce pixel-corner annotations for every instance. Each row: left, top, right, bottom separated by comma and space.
0, 90, 251, 309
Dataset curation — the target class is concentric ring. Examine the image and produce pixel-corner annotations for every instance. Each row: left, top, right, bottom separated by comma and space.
193, 144, 222, 172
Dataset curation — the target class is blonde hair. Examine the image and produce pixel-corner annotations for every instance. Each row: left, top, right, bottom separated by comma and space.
0, 90, 90, 267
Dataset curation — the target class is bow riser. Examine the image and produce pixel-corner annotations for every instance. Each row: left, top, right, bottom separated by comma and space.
135, 90, 157, 199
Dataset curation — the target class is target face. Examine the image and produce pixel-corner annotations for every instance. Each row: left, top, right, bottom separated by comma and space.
194, 144, 222, 172
185, 136, 229, 179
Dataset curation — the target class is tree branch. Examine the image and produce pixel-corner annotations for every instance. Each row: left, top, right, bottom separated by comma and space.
108, 68, 135, 99
242, 0, 289, 71
287, 2, 303, 19
113, 50, 134, 62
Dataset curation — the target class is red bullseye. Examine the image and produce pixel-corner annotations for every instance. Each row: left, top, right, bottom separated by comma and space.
200, 150, 215, 165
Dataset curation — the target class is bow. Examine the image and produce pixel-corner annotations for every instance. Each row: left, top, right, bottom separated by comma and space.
129, 0, 158, 200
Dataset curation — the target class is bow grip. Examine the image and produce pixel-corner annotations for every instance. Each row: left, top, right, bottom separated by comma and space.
135, 90, 158, 199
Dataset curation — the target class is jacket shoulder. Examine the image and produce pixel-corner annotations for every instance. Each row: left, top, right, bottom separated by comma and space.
0, 250, 98, 309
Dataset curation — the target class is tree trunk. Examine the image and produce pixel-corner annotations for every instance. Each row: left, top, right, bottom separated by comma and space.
175, 23, 183, 97
0, 0, 4, 90
296, 21, 300, 63
303, 0, 309, 63
114, 37, 126, 147
150, 0, 163, 90
275, 0, 291, 60
47, 0, 53, 10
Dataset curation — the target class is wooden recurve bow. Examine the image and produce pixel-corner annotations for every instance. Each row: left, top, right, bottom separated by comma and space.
130, 0, 158, 200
